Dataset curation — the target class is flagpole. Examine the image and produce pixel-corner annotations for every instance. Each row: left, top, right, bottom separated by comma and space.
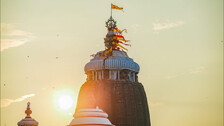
111, 3, 112, 17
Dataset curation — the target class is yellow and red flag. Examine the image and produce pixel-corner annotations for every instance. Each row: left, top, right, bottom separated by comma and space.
111, 4, 123, 10
113, 42, 128, 51
117, 37, 130, 42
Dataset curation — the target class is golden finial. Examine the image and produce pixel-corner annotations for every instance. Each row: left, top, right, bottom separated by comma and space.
25, 102, 32, 117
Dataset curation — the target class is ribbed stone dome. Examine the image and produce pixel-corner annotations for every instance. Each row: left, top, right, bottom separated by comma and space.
18, 118, 39, 126
17, 102, 38, 126
84, 50, 140, 73
69, 107, 114, 126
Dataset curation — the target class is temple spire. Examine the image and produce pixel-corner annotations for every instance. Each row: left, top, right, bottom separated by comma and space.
18, 102, 39, 126
25, 102, 32, 118
102, 5, 130, 57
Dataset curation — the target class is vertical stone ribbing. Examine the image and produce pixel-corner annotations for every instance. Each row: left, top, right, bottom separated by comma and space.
75, 80, 151, 126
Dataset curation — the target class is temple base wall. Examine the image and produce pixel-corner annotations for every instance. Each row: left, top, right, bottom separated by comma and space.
75, 80, 151, 126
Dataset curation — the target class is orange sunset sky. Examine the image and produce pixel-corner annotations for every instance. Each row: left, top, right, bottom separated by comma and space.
1, 0, 223, 126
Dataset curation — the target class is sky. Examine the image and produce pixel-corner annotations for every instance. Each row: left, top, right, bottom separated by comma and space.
1, 0, 223, 126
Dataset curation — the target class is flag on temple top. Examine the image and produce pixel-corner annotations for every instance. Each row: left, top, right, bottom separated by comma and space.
111, 4, 123, 10
114, 28, 127, 33
117, 37, 130, 42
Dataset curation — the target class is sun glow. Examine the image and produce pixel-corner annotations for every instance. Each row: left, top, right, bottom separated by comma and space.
57, 94, 74, 110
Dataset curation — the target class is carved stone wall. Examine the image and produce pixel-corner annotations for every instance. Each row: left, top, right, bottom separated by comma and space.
75, 80, 151, 126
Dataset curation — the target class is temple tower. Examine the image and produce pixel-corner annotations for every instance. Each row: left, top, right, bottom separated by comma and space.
17, 102, 39, 126
75, 16, 151, 126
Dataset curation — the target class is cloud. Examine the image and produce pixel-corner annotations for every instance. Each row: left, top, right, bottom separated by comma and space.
166, 72, 185, 80
1, 23, 34, 51
166, 66, 205, 79
153, 20, 184, 32
148, 101, 164, 107
189, 66, 205, 74
1, 94, 35, 108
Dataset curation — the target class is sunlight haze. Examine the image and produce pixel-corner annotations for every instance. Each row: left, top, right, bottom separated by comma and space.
1, 0, 223, 126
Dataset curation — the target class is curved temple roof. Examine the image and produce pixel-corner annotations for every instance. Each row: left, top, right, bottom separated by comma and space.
69, 107, 114, 126
17, 102, 39, 126
84, 50, 140, 73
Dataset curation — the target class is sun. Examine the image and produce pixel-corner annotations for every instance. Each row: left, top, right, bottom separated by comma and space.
57, 94, 74, 110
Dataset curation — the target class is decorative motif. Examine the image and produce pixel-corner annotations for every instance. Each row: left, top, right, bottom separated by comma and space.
105, 16, 117, 28
25, 102, 32, 117
102, 16, 130, 57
